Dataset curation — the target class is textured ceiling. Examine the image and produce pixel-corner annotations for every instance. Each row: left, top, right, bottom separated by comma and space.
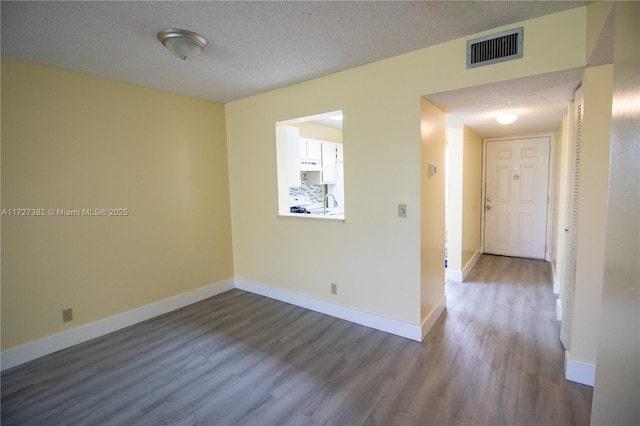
426, 68, 584, 138
2, 1, 593, 137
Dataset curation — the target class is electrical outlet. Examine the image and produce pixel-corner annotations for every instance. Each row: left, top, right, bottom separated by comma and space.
62, 308, 73, 323
330, 283, 338, 295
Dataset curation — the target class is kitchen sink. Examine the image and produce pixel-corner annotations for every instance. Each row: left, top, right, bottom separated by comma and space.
308, 208, 343, 216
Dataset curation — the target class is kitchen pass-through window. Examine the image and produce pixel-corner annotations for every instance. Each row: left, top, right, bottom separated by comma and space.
275, 111, 345, 221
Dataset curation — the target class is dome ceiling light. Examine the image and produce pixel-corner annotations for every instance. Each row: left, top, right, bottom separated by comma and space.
497, 111, 518, 125
157, 28, 207, 60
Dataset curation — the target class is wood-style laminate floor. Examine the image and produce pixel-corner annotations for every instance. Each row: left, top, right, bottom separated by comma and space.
1, 255, 592, 425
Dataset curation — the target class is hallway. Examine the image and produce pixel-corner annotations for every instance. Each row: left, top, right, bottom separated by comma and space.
2, 255, 592, 425
434, 254, 593, 424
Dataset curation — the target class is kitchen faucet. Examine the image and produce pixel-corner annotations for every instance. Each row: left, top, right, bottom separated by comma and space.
324, 193, 338, 215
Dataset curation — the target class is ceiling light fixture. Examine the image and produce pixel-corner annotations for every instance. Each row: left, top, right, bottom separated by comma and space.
157, 28, 207, 60
497, 111, 518, 124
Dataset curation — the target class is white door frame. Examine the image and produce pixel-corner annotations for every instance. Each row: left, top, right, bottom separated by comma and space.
481, 133, 555, 261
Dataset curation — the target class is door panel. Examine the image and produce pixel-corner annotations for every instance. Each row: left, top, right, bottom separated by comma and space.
518, 213, 533, 243
497, 166, 512, 201
497, 213, 510, 241
520, 165, 536, 203
484, 137, 550, 259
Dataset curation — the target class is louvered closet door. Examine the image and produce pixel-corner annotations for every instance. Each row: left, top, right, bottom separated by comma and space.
560, 87, 583, 350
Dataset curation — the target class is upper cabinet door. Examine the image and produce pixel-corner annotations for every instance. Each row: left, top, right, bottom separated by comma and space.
322, 142, 337, 183
337, 143, 344, 162
299, 138, 307, 160
285, 126, 301, 188
306, 139, 322, 161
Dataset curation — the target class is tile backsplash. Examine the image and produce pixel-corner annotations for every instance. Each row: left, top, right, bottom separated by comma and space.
289, 173, 323, 204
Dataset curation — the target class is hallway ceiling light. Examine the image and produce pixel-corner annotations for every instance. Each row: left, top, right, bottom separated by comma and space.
497, 111, 518, 124
157, 28, 207, 60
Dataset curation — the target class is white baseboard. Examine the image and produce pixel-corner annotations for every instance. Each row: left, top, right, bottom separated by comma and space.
462, 250, 481, 281
421, 295, 447, 340
564, 351, 596, 386
556, 298, 563, 321
445, 269, 463, 282
235, 278, 424, 342
0, 279, 234, 371
551, 261, 560, 294
3, 277, 443, 370
445, 250, 481, 283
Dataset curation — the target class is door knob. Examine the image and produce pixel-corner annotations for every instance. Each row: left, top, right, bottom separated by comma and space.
486, 205, 492, 210
486, 197, 492, 202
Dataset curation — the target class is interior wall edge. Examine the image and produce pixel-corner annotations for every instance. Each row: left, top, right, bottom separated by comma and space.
444, 250, 480, 283
564, 350, 596, 387
420, 295, 447, 341
556, 298, 563, 321
461, 249, 482, 282
445, 269, 464, 282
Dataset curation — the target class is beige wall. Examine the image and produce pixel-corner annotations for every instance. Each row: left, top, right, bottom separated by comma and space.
445, 125, 482, 278
461, 126, 483, 268
446, 126, 464, 274
225, 8, 588, 327
568, 64, 613, 365
226, 72, 425, 325
420, 100, 446, 321
586, 2, 615, 65
551, 104, 573, 296
1, 58, 233, 350
591, 2, 640, 423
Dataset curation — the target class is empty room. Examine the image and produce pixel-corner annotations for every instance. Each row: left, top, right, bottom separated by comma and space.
2, 1, 638, 425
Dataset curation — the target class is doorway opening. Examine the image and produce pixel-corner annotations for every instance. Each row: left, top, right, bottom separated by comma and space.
425, 69, 580, 281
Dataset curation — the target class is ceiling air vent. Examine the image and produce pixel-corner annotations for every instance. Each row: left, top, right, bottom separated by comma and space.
467, 27, 523, 69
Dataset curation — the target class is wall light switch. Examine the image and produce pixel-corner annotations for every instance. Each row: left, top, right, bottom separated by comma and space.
429, 163, 437, 175
398, 204, 407, 218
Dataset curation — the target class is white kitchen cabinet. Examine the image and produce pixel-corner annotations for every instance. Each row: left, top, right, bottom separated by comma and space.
298, 139, 307, 159
306, 139, 322, 161
299, 138, 322, 161
321, 142, 337, 183
306, 141, 338, 184
337, 143, 344, 162
277, 125, 301, 187
299, 138, 322, 171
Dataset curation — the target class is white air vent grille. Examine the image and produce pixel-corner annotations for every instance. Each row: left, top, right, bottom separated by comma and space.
467, 27, 523, 69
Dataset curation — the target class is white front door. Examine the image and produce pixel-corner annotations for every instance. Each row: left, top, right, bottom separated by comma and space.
484, 136, 551, 259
